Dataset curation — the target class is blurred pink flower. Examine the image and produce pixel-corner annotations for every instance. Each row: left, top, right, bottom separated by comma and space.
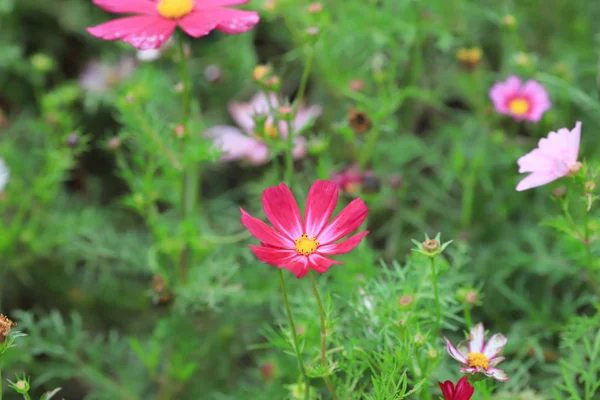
331, 164, 364, 193
87, 0, 259, 50
79, 56, 136, 92
489, 75, 551, 122
205, 92, 321, 165
444, 322, 509, 382
516, 121, 582, 191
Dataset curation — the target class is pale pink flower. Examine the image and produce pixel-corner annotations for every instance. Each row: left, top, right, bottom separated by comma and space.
79, 56, 136, 92
205, 92, 321, 165
87, 0, 260, 50
516, 121, 582, 191
444, 322, 509, 382
489, 75, 551, 122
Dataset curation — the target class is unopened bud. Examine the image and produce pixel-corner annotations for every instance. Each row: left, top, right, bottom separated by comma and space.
552, 186, 567, 198
66, 133, 80, 147
414, 333, 426, 346
348, 78, 365, 92
585, 181, 596, 193
261, 362, 275, 381
427, 348, 438, 359
296, 325, 306, 335
14, 380, 29, 393
569, 161, 583, 175
253, 65, 271, 82
465, 290, 478, 304
263, 121, 278, 138
514, 52, 531, 67
422, 239, 440, 252
264, 76, 281, 91
174, 124, 186, 138
502, 15, 516, 27
263, 0, 276, 11
204, 64, 222, 83
307, 2, 322, 13
174, 82, 185, 93
30, 53, 54, 73
305, 26, 320, 37
278, 105, 293, 120
398, 294, 413, 307
107, 136, 121, 150
388, 174, 403, 189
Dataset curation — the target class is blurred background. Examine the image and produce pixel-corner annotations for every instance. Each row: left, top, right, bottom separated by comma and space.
1, 0, 600, 399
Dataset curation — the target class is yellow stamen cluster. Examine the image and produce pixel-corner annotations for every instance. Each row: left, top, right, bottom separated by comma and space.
508, 98, 530, 115
264, 121, 278, 138
294, 234, 319, 256
467, 352, 489, 370
157, 0, 194, 19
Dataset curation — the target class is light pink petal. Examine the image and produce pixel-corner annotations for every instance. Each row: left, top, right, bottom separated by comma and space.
87, 16, 175, 50
205, 125, 268, 164
489, 356, 505, 367
292, 136, 307, 160
240, 209, 292, 249
469, 323, 485, 353
516, 171, 560, 191
517, 149, 557, 174
178, 8, 259, 37
459, 367, 479, 374
568, 121, 582, 165
317, 198, 368, 245
489, 75, 521, 113
309, 253, 343, 274
484, 368, 510, 382
249, 245, 307, 277
444, 337, 468, 364
92, 0, 157, 14
228, 93, 276, 133
318, 231, 369, 255
262, 184, 304, 240
521, 79, 551, 122
538, 122, 581, 166
483, 333, 508, 359
193, 0, 250, 8
293, 104, 322, 133
304, 180, 339, 237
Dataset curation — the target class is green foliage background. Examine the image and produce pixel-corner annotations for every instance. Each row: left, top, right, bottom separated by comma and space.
1, 0, 600, 399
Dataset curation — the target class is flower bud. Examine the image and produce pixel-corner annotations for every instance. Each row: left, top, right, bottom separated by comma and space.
398, 294, 413, 308
388, 174, 403, 189
552, 186, 567, 198
13, 379, 30, 394
264, 76, 281, 91
0, 314, 16, 343
348, 78, 365, 92
252, 65, 271, 82
427, 348, 438, 359
278, 105, 294, 121
30, 53, 54, 73
174, 82, 185, 93
263, 0, 277, 11
414, 333, 426, 346
307, 2, 322, 13
502, 14, 516, 28
204, 64, 222, 83
305, 26, 320, 37
348, 106, 372, 134
585, 181, 596, 193
174, 124, 186, 138
308, 137, 328, 155
296, 325, 306, 335
66, 132, 80, 147
261, 362, 275, 381
456, 47, 482, 70
107, 136, 121, 150
514, 52, 531, 67
422, 239, 440, 253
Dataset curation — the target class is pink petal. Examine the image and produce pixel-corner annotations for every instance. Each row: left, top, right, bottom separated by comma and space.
292, 136, 307, 160
517, 149, 557, 174
516, 171, 560, 191
483, 333, 507, 359
521, 79, 551, 122
249, 245, 307, 277
194, 0, 250, 8
293, 104, 322, 133
484, 367, 509, 382
87, 16, 175, 50
178, 8, 259, 37
459, 367, 480, 374
304, 180, 339, 237
489, 75, 521, 113
317, 198, 368, 245
205, 125, 269, 164
91, 0, 157, 14
468, 323, 485, 353
538, 122, 581, 166
228, 93, 275, 133
309, 253, 343, 274
240, 209, 292, 249
262, 183, 304, 240
444, 337, 468, 364
489, 356, 505, 367
318, 231, 369, 255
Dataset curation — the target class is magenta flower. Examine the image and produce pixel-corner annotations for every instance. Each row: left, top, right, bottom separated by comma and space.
205, 92, 322, 165
241, 180, 369, 278
444, 323, 509, 382
87, 0, 260, 50
489, 75, 551, 122
516, 121, 582, 191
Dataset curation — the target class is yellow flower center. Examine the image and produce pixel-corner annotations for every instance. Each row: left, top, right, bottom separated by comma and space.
157, 0, 194, 19
509, 98, 530, 115
294, 234, 319, 256
264, 121, 278, 138
467, 352, 489, 370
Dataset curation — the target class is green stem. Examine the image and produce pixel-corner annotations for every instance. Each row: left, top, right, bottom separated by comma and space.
293, 47, 315, 116
279, 270, 310, 400
284, 119, 295, 187
584, 207, 593, 272
23, 393, 32, 400
309, 272, 337, 399
464, 304, 472, 329
0, 357, 3, 400
430, 257, 441, 335
176, 33, 197, 285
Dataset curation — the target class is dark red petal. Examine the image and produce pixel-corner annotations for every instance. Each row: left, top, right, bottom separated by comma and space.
304, 180, 339, 237
454, 376, 474, 400
318, 198, 368, 244
438, 380, 455, 399
317, 231, 369, 255
240, 208, 291, 249
262, 183, 303, 240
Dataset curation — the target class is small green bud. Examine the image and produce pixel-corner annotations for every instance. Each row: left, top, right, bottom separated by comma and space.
30, 53, 54, 73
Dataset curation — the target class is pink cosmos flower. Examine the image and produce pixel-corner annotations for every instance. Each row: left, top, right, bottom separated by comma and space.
444, 322, 509, 382
516, 121, 582, 191
241, 180, 369, 278
489, 75, 551, 122
87, 0, 260, 50
205, 92, 322, 165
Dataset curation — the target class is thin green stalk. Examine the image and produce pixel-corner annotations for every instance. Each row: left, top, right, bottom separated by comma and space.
309, 272, 337, 399
430, 257, 441, 335
23, 393, 32, 400
464, 304, 472, 329
584, 207, 593, 272
284, 119, 295, 187
176, 33, 197, 284
279, 270, 310, 400
0, 358, 3, 400
293, 47, 315, 116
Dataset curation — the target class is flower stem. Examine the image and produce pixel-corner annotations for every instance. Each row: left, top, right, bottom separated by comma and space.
24, 393, 32, 400
309, 271, 337, 399
464, 304, 472, 329
279, 270, 310, 400
176, 32, 197, 285
0, 357, 3, 400
284, 119, 295, 188
430, 257, 441, 335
